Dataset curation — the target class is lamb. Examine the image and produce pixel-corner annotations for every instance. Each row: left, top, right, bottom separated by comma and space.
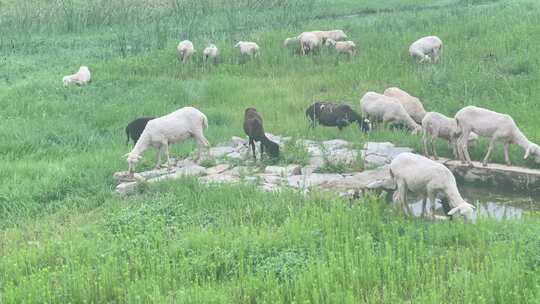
324, 39, 356, 56
390, 152, 475, 221
125, 117, 155, 146
297, 32, 323, 55
305, 102, 370, 132
63, 66, 91, 86
125, 107, 210, 174
409, 36, 443, 63
235, 41, 260, 56
383, 87, 426, 124
283, 37, 299, 48
243, 108, 280, 160
177, 40, 195, 62
422, 112, 479, 159
203, 44, 218, 61
455, 106, 540, 166
360, 92, 422, 134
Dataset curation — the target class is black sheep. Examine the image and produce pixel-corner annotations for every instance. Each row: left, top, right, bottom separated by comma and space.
125, 117, 154, 146
306, 102, 371, 132
243, 108, 280, 160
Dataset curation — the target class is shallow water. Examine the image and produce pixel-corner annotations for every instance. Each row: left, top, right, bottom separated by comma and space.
408, 185, 539, 220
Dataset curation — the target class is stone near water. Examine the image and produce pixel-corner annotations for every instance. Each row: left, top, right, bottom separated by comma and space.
362, 142, 413, 168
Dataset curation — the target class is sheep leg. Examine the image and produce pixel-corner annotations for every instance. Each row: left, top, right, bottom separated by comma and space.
421, 197, 427, 217
260, 141, 264, 159
426, 191, 437, 219
450, 138, 458, 159
482, 137, 497, 167
155, 146, 163, 169
397, 180, 411, 216
458, 131, 472, 165
504, 142, 511, 166
422, 130, 430, 157
163, 142, 172, 170
193, 132, 210, 161
249, 138, 256, 160
431, 134, 438, 160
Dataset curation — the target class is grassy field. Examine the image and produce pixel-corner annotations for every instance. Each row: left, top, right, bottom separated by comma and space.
1, 0, 540, 302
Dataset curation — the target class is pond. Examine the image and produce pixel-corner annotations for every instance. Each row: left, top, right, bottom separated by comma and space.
407, 185, 539, 220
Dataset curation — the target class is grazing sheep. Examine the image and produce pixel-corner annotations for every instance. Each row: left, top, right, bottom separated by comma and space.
422, 112, 479, 159
235, 41, 260, 56
243, 108, 280, 160
325, 39, 357, 56
126, 107, 210, 174
324, 30, 348, 41
360, 92, 422, 134
383, 87, 426, 124
125, 117, 155, 146
297, 32, 323, 55
177, 40, 195, 62
390, 152, 475, 221
63, 66, 91, 86
409, 36, 443, 63
305, 102, 370, 132
455, 106, 540, 166
203, 44, 219, 61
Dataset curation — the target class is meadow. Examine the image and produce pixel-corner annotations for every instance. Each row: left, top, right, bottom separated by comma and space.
1, 0, 540, 302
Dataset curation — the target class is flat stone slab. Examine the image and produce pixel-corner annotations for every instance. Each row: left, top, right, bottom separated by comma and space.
437, 158, 540, 193
114, 136, 540, 197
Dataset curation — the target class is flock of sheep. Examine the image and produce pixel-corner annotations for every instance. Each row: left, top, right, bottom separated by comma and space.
62, 29, 540, 221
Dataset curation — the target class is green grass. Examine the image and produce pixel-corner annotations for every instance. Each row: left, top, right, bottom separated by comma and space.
1, 0, 540, 302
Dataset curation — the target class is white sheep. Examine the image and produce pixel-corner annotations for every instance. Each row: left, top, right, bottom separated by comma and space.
325, 39, 356, 56
383, 87, 426, 124
177, 40, 195, 62
455, 106, 540, 166
360, 92, 422, 134
125, 107, 210, 174
297, 32, 323, 55
203, 44, 219, 61
390, 152, 475, 221
63, 66, 91, 86
409, 36, 443, 63
234, 41, 259, 56
422, 111, 479, 159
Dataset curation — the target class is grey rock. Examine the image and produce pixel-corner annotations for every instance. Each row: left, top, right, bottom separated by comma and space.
288, 173, 343, 189
264, 165, 302, 176
209, 146, 235, 158
200, 174, 240, 184
206, 164, 231, 175
115, 182, 138, 195
362, 142, 413, 168
322, 139, 350, 151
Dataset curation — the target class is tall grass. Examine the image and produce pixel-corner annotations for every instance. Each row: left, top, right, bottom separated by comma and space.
1, 0, 539, 302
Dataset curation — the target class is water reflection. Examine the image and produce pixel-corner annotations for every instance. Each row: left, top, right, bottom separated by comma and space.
406, 185, 539, 220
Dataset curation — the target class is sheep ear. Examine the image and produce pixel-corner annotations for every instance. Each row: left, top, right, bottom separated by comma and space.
524, 146, 531, 159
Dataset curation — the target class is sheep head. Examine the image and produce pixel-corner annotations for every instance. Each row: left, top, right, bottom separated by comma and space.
324, 38, 336, 47
448, 202, 475, 222
63, 76, 71, 86
126, 153, 143, 173
266, 141, 280, 158
524, 143, 540, 163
